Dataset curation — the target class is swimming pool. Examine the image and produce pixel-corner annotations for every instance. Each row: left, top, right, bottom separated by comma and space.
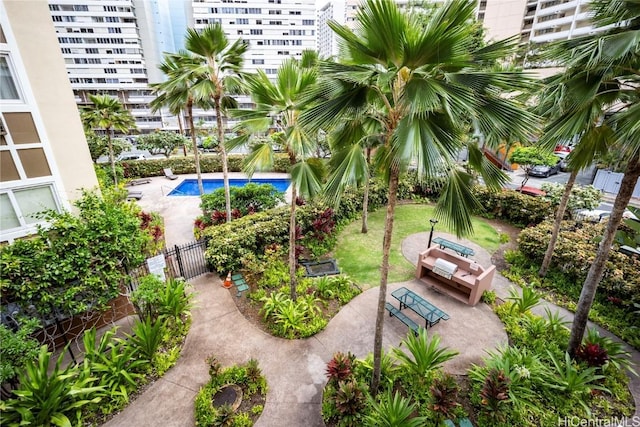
168, 178, 291, 196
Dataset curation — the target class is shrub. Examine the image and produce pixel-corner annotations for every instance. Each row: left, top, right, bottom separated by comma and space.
540, 183, 602, 212
0, 319, 40, 386
471, 186, 553, 227
326, 352, 356, 385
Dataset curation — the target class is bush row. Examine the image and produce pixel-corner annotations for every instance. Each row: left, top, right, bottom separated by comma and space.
110, 153, 293, 179
517, 220, 640, 304
471, 186, 553, 227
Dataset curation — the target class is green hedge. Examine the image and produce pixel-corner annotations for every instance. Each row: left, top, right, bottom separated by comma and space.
517, 220, 640, 304
203, 181, 392, 273
471, 186, 553, 227
97, 153, 293, 179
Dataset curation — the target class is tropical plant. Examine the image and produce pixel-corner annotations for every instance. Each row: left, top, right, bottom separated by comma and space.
355, 350, 398, 391
184, 23, 248, 219
127, 316, 165, 364
428, 373, 460, 421
303, 0, 536, 391
581, 328, 636, 375
158, 278, 193, 320
0, 346, 103, 427
531, 0, 640, 358
544, 351, 608, 414
82, 327, 145, 404
81, 94, 136, 185
506, 286, 540, 314
231, 50, 324, 300
334, 379, 367, 417
326, 352, 356, 385
150, 50, 212, 194
364, 390, 426, 427
391, 330, 458, 380
478, 368, 511, 422
130, 274, 165, 320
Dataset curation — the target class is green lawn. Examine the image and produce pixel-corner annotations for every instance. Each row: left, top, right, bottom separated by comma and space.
334, 204, 501, 289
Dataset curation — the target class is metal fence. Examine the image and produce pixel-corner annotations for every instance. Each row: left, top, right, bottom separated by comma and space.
127, 239, 212, 292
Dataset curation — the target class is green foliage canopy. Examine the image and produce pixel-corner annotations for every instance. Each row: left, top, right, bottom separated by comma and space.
0, 190, 150, 319
136, 131, 189, 158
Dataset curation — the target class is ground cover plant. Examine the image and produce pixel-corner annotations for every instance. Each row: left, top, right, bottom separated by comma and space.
321, 290, 635, 427
194, 356, 267, 426
335, 204, 502, 288
504, 220, 640, 349
467, 289, 635, 426
0, 276, 193, 426
238, 248, 361, 339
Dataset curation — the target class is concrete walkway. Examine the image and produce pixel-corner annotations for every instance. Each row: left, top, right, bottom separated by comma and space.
105, 174, 638, 426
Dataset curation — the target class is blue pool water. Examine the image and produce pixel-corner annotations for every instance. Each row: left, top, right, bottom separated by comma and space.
168, 178, 291, 196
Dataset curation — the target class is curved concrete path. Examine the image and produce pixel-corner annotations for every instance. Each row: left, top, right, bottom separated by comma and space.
111, 176, 637, 426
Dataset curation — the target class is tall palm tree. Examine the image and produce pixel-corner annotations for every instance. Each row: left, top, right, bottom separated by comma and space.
303, 0, 537, 392
536, 0, 640, 356
231, 51, 324, 301
184, 24, 248, 222
150, 51, 211, 195
81, 94, 136, 186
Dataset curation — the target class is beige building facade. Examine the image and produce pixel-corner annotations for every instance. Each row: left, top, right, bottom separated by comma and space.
1, 0, 99, 242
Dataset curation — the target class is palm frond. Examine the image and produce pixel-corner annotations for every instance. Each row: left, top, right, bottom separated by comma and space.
324, 142, 369, 205
243, 142, 274, 176
291, 161, 324, 199
435, 169, 481, 238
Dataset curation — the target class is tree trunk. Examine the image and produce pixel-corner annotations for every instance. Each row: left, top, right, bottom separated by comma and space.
539, 169, 578, 277
215, 98, 232, 222
178, 113, 187, 156
371, 167, 400, 394
107, 127, 117, 186
361, 178, 370, 234
567, 154, 640, 357
187, 101, 204, 195
289, 185, 298, 301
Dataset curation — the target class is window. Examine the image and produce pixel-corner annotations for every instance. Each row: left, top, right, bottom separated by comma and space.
0, 56, 20, 100
52, 16, 63, 22
130, 68, 145, 74
49, 4, 60, 11
80, 28, 93, 33
289, 11, 301, 15
0, 186, 60, 232
252, 59, 264, 64
104, 5, 116, 12
104, 68, 117, 74
250, 29, 262, 35
268, 10, 281, 14
108, 28, 122, 33
92, 17, 104, 22
237, 18, 249, 24
86, 47, 98, 54
302, 20, 314, 25
106, 17, 120, 23
256, 20, 262, 24
73, 5, 88, 11
269, 21, 282, 25
61, 47, 72, 54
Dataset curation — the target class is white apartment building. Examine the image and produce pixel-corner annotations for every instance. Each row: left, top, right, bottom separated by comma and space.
479, 0, 602, 44
192, 0, 317, 77
48, 0, 165, 132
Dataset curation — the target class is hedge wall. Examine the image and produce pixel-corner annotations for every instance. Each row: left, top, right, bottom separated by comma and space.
100, 153, 293, 179
471, 186, 553, 227
517, 220, 640, 304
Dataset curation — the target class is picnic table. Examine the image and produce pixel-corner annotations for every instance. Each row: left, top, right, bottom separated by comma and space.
432, 237, 475, 258
389, 287, 450, 329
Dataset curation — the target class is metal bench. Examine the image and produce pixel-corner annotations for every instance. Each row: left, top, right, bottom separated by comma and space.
432, 237, 475, 258
391, 287, 450, 328
385, 302, 420, 336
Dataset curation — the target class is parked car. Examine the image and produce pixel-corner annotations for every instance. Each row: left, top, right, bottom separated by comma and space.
528, 158, 562, 178
554, 151, 571, 172
117, 152, 146, 161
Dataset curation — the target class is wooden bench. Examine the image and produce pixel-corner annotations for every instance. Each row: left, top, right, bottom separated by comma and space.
432, 237, 475, 258
385, 302, 420, 336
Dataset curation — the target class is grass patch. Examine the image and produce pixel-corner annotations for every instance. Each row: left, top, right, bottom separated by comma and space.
335, 203, 501, 288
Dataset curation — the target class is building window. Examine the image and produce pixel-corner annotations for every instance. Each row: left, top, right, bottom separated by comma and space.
268, 10, 281, 14
106, 17, 120, 23
52, 15, 63, 22
0, 186, 60, 232
86, 48, 98, 54
302, 20, 314, 25
0, 56, 20, 100
104, 68, 117, 74
108, 27, 122, 33
104, 5, 117, 12
250, 29, 262, 35
252, 59, 264, 64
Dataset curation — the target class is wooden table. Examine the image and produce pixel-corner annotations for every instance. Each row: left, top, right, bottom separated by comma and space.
391, 287, 450, 328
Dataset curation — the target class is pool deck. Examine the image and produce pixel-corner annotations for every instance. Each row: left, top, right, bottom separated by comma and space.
133, 172, 291, 246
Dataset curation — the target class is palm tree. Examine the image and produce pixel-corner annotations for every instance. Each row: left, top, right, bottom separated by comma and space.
535, 0, 640, 356
184, 24, 248, 222
81, 94, 136, 186
303, 0, 537, 392
150, 51, 211, 195
231, 51, 324, 301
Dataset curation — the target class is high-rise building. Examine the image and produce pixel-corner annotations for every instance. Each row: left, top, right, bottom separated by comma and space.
1, 0, 99, 242
192, 0, 317, 76
479, 0, 605, 44
48, 0, 165, 132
